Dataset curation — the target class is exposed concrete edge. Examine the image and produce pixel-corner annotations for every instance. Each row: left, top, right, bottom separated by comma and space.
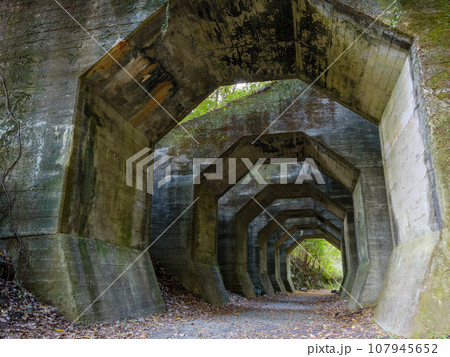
193, 261, 229, 305
286, 275, 296, 293
259, 273, 275, 296
374, 231, 442, 337
1, 234, 166, 323
340, 269, 357, 299
0, 234, 78, 319
235, 268, 257, 298
274, 271, 287, 294
347, 262, 371, 309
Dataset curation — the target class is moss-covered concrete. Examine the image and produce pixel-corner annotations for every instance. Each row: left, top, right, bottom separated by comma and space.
0, 0, 166, 323
346, 0, 449, 338
1, 0, 447, 336
0, 234, 165, 323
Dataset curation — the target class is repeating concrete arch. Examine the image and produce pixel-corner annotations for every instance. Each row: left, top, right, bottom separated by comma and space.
61, 0, 408, 307
75, 0, 410, 143
2, 0, 446, 338
58, 0, 407, 322
272, 224, 341, 293
258, 209, 341, 241
234, 182, 347, 297
192, 131, 360, 304
284, 234, 341, 293
56, 0, 446, 338
60, 3, 410, 266
258, 210, 343, 295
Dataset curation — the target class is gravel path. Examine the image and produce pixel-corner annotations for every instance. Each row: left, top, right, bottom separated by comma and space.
1, 261, 389, 339
57, 291, 389, 339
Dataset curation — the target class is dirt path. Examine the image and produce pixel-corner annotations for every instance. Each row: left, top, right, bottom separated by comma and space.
79, 291, 387, 339
2, 291, 389, 339
119, 291, 388, 339
1, 261, 389, 339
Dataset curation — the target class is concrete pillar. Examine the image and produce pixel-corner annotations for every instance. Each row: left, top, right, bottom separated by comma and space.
280, 243, 296, 292
340, 211, 359, 298
0, 0, 167, 323
348, 173, 393, 308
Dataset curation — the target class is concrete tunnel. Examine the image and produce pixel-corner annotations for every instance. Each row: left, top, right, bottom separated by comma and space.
0, 0, 447, 338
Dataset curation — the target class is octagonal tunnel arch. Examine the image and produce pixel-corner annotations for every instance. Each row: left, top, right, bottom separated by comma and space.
271, 227, 328, 294
193, 131, 359, 301
193, 131, 390, 306
272, 223, 341, 293
284, 234, 342, 294
228, 194, 346, 297
51, 0, 444, 337
147, 81, 385, 310
257, 209, 342, 295
61, 0, 411, 256
233, 182, 347, 298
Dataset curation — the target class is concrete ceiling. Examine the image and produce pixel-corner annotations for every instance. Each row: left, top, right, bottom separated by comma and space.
80, 0, 412, 143
258, 208, 342, 246
197, 131, 360, 197
274, 224, 341, 250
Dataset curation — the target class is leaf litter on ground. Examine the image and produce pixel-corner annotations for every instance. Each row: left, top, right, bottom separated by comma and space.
1, 256, 394, 339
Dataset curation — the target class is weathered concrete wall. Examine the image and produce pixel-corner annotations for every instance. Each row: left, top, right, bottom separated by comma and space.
82, 0, 410, 140
341, 4, 448, 336
0, 0, 166, 322
375, 57, 447, 337
1, 234, 165, 323
0, 0, 164, 239
0, 0, 446, 337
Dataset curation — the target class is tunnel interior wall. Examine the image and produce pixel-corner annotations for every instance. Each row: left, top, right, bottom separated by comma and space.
0, 0, 447, 337
375, 57, 447, 337
0, 0, 166, 322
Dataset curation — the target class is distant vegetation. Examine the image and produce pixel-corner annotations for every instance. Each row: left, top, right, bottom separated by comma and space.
290, 239, 343, 290
181, 81, 274, 123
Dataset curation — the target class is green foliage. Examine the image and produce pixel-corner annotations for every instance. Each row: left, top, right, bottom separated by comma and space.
290, 239, 343, 289
428, 333, 449, 339
390, 5, 402, 28
181, 82, 274, 123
